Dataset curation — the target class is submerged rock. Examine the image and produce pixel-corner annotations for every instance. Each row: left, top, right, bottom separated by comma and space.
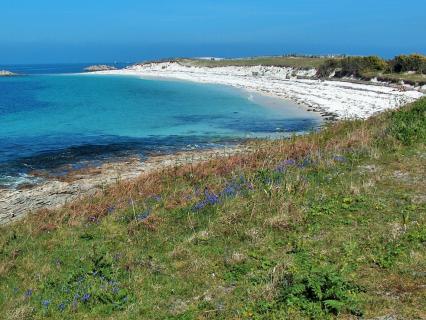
0, 70, 18, 77
84, 65, 117, 72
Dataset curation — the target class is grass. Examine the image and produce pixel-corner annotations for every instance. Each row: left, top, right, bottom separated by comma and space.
362, 71, 426, 86
178, 56, 329, 69
0, 98, 425, 319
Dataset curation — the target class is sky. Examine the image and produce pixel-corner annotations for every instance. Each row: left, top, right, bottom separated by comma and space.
1, 0, 425, 64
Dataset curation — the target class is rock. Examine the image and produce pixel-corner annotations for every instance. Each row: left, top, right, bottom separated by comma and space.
0, 70, 18, 77
84, 65, 117, 72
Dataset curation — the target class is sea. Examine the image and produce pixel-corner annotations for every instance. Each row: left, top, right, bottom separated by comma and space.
0, 63, 322, 189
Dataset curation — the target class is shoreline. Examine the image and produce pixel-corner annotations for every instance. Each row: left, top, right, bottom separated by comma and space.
90, 62, 424, 119
0, 146, 249, 225
1, 62, 424, 224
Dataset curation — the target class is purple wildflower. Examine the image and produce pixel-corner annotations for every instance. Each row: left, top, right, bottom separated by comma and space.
193, 200, 208, 211
81, 293, 91, 303
58, 302, 66, 312
24, 289, 33, 298
222, 184, 237, 197
298, 158, 312, 168
284, 159, 296, 166
193, 188, 220, 211
204, 189, 219, 205
88, 216, 98, 223
107, 206, 115, 214
42, 300, 51, 308
276, 159, 296, 172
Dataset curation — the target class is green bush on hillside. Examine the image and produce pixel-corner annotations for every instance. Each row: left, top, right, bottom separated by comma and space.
317, 56, 387, 77
390, 54, 426, 74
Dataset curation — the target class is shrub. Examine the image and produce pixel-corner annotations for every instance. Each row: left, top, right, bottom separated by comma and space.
390, 54, 426, 74
317, 59, 342, 77
317, 56, 388, 78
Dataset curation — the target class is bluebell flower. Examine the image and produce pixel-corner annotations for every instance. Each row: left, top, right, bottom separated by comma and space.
81, 293, 91, 302
298, 157, 312, 168
58, 302, 66, 312
284, 159, 296, 166
204, 189, 219, 205
222, 184, 237, 197
24, 289, 33, 298
42, 300, 51, 308
275, 159, 296, 172
107, 206, 116, 214
193, 200, 207, 211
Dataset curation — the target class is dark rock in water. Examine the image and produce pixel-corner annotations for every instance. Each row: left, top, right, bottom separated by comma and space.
84, 65, 117, 72
0, 70, 18, 77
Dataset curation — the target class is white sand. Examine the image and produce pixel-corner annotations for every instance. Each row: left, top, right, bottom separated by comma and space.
93, 62, 423, 119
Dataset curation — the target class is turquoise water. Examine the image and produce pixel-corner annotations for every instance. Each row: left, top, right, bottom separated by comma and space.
0, 72, 321, 188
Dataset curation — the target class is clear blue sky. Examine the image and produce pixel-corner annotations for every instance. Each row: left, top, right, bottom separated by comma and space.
1, 0, 425, 64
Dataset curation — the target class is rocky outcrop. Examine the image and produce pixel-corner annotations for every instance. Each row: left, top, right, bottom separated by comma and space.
0, 70, 18, 77
84, 65, 117, 72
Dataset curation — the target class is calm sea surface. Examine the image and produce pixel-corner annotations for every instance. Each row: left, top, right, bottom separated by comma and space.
0, 64, 321, 188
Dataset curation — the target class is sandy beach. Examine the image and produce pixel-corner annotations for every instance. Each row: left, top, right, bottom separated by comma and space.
93, 62, 424, 119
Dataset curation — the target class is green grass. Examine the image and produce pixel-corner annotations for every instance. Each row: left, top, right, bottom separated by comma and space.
178, 56, 329, 69
0, 98, 425, 319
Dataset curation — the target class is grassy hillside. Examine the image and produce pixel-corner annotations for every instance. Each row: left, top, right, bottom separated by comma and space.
1, 98, 425, 319
178, 56, 329, 69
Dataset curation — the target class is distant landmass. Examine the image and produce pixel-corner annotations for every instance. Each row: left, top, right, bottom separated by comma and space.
84, 64, 117, 72
0, 70, 18, 77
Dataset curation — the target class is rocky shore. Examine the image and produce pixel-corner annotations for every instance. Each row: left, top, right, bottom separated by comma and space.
0, 146, 248, 225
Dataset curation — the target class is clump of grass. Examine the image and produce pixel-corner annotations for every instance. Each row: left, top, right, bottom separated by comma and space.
278, 254, 363, 317
388, 99, 426, 145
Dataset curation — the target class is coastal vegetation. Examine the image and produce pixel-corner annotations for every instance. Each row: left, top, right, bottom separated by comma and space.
180, 56, 328, 69
0, 97, 425, 319
317, 54, 426, 85
182, 54, 426, 86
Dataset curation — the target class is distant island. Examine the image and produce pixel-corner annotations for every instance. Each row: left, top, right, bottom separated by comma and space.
84, 64, 117, 72
0, 70, 18, 77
